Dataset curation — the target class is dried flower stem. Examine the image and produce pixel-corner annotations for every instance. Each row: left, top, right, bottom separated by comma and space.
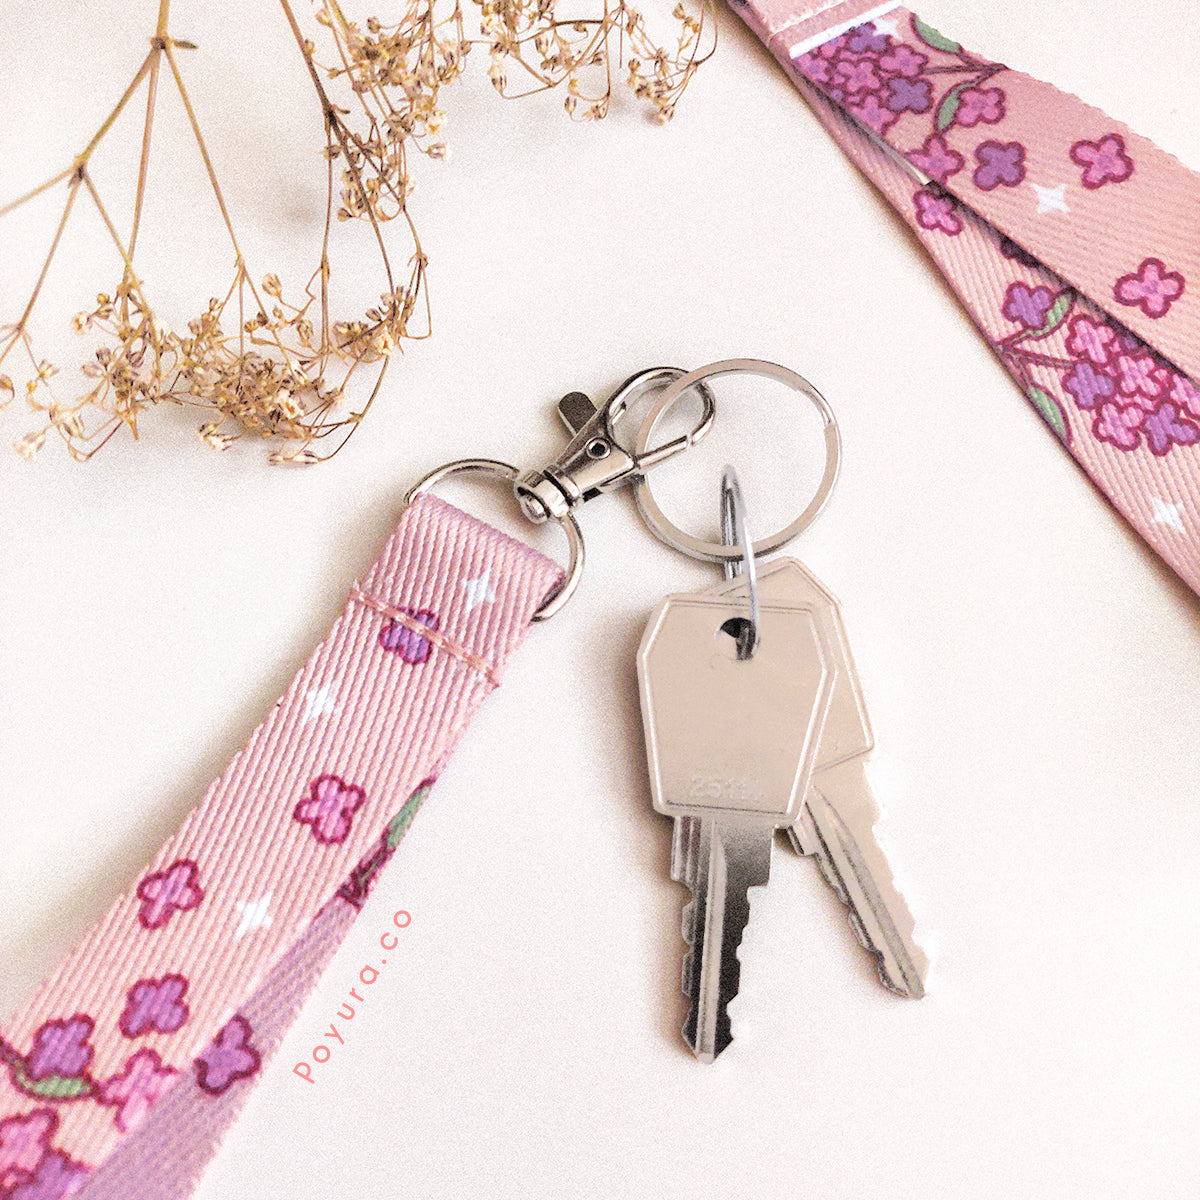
1, 0, 715, 462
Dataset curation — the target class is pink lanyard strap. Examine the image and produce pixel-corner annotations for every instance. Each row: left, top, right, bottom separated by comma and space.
0, 494, 563, 1199
733, 0, 1200, 595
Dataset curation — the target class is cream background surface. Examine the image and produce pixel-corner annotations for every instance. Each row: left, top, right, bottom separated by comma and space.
2, 3, 1198, 1197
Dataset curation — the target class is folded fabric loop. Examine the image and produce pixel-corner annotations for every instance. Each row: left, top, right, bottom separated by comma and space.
0, 494, 563, 1198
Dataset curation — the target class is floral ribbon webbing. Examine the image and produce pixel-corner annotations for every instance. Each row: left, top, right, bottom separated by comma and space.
732, 0, 1200, 594
0, 494, 563, 1199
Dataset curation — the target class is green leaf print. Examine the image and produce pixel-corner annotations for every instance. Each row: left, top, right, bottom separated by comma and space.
913, 17, 962, 55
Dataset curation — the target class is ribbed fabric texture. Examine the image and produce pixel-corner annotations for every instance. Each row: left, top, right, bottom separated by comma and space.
0, 494, 563, 1198
731, 1, 1200, 595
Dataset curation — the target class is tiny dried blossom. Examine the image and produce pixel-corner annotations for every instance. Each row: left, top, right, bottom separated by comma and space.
3, 0, 714, 463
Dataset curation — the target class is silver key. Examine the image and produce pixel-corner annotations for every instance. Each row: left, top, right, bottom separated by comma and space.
638, 591, 837, 1061
714, 558, 928, 998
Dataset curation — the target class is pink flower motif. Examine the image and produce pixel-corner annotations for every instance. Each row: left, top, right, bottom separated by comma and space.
1169, 372, 1200, 420
1115, 352, 1165, 406
96, 1049, 178, 1133
906, 133, 964, 185
293, 773, 366, 844
833, 57, 881, 95
955, 86, 1005, 127
0, 1108, 56, 1190
1070, 132, 1134, 189
194, 1016, 261, 1096
26, 1016, 94, 1082
793, 51, 833, 86
118, 975, 190, 1038
878, 44, 927, 78
1093, 402, 1143, 450
848, 90, 896, 136
1114, 257, 1185, 319
816, 34, 847, 61
1065, 315, 1117, 366
136, 860, 204, 930
913, 188, 962, 235
5, 1149, 89, 1200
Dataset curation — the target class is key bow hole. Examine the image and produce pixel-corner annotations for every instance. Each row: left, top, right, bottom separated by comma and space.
717, 616, 757, 661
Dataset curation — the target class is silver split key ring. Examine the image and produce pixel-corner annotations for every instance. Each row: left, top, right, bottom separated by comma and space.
719, 465, 759, 659
631, 359, 842, 564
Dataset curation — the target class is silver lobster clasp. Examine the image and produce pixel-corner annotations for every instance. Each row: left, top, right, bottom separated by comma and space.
514, 367, 715, 524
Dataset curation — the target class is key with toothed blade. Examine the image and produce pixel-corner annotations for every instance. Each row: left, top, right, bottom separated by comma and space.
638, 591, 837, 1061
712, 558, 928, 999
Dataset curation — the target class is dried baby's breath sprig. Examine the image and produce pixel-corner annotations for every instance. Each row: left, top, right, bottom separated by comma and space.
480, 0, 714, 124
1, 0, 714, 462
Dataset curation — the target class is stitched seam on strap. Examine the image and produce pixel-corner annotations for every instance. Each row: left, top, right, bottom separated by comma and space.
349, 587, 502, 689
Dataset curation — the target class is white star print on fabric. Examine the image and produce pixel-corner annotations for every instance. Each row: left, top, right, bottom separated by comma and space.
302, 683, 339, 725
1031, 183, 1070, 214
462, 570, 497, 613
1151, 497, 1185, 533
234, 894, 273, 939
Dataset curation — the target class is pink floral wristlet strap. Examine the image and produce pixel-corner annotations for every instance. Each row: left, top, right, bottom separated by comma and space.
0, 493, 563, 1199
733, 0, 1200, 594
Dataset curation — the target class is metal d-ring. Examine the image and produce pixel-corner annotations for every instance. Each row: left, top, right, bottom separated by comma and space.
631, 358, 842, 564
719, 465, 759, 659
403, 459, 584, 621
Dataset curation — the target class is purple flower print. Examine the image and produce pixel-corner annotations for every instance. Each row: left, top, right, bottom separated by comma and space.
1143, 402, 1200, 456
6, 1150, 89, 1200
879, 44, 927, 78
118, 975, 190, 1038
0, 1108, 56, 1190
913, 188, 962, 235
1116, 328, 1142, 354
833, 57, 881, 95
1001, 282, 1056, 330
1062, 361, 1116, 411
1114, 257, 1185, 319
973, 140, 1026, 191
294, 773, 366, 844
378, 608, 439, 664
1093, 402, 1143, 450
885, 76, 932, 114
136, 859, 204, 931
1065, 314, 1117, 366
26, 1016, 94, 1083
845, 22, 890, 54
1070, 133, 1134, 189
954, 86, 1005, 128
194, 1016, 260, 1096
1000, 237, 1039, 269
906, 133, 963, 185
1114, 351, 1165, 405
96, 1049, 178, 1133
1170, 372, 1200, 420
